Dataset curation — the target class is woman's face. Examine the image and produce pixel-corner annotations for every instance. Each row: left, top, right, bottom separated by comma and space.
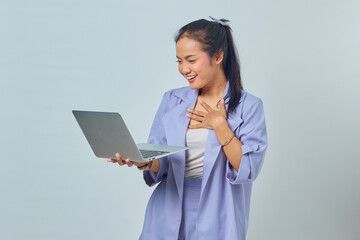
176, 37, 220, 89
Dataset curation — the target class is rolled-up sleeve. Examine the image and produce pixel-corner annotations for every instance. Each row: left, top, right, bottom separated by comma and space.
143, 92, 170, 187
226, 99, 268, 185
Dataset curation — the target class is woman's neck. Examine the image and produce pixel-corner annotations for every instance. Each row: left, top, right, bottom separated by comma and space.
199, 75, 227, 99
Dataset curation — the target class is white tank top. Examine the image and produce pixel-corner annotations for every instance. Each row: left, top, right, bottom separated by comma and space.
184, 128, 209, 178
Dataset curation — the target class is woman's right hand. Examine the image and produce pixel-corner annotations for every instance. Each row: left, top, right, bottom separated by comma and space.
107, 152, 149, 168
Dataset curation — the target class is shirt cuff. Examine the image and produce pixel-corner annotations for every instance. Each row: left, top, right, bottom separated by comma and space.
143, 156, 168, 186
226, 144, 259, 185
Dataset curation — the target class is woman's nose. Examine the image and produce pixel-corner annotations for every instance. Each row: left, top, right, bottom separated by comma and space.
181, 65, 191, 75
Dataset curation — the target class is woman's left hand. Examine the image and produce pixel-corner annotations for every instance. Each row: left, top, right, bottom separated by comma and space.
186, 98, 227, 129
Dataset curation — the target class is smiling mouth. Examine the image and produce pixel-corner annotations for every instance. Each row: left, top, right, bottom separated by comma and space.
187, 75, 197, 82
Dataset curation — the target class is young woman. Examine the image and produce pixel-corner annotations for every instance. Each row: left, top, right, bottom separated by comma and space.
108, 17, 268, 240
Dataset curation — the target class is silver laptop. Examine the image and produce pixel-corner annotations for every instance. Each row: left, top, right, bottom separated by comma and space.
72, 110, 188, 162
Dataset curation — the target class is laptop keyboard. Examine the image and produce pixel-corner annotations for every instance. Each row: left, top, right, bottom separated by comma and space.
140, 149, 170, 158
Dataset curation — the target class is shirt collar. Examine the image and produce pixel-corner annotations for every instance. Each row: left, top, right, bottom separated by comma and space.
172, 80, 244, 103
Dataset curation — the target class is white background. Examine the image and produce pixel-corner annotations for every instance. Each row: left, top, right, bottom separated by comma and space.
1, 0, 359, 239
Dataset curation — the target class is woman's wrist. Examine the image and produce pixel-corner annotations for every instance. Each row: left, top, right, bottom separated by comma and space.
137, 161, 152, 171
213, 118, 236, 146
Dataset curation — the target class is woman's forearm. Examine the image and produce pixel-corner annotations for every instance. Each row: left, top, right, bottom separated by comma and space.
213, 119, 243, 171
148, 159, 160, 172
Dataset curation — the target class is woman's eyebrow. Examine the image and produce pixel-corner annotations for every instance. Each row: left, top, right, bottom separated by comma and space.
176, 54, 197, 60
184, 54, 196, 59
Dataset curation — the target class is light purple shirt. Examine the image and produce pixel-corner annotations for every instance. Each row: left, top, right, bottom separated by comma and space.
139, 81, 268, 240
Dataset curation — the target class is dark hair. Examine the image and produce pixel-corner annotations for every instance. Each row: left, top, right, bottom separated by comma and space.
174, 18, 243, 114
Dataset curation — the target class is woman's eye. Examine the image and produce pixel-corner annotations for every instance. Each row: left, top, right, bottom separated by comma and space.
176, 60, 182, 63
189, 60, 195, 63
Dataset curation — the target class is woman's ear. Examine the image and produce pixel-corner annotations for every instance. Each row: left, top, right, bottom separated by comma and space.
214, 49, 224, 64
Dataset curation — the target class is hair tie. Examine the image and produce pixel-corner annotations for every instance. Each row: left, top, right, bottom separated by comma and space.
209, 16, 229, 27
